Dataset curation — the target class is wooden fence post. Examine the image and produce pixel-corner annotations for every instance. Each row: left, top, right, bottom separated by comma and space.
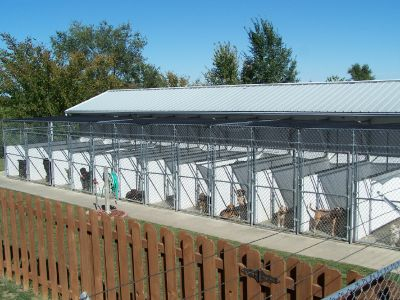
218, 240, 238, 300
145, 223, 161, 299
1, 192, 11, 279
67, 205, 79, 299
55, 202, 69, 300
161, 227, 178, 300
78, 207, 92, 295
239, 245, 262, 300
26, 195, 38, 294
116, 217, 130, 300
45, 200, 58, 299
102, 213, 116, 300
128, 219, 145, 300
287, 257, 313, 300
264, 252, 287, 300
0, 189, 4, 278
89, 210, 103, 300
197, 236, 216, 300
9, 192, 20, 285
17, 201, 29, 290
35, 198, 48, 299
179, 231, 196, 300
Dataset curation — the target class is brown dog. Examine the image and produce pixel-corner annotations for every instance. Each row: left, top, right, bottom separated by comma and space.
275, 206, 289, 228
197, 192, 210, 214
308, 205, 345, 236
236, 189, 247, 206
220, 204, 240, 219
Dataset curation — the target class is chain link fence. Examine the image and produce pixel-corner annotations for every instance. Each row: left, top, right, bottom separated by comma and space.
323, 260, 400, 300
3, 120, 400, 249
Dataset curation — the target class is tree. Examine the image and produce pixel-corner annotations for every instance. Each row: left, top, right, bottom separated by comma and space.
0, 33, 61, 118
51, 21, 147, 86
241, 19, 297, 84
205, 42, 240, 85
347, 64, 375, 81
326, 75, 346, 82
166, 71, 189, 87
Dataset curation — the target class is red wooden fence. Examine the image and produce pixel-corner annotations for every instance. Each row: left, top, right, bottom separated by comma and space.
0, 188, 363, 299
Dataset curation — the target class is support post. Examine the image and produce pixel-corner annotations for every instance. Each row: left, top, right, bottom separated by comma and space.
89, 123, 95, 195
104, 166, 111, 214
23, 122, 30, 181
67, 122, 74, 189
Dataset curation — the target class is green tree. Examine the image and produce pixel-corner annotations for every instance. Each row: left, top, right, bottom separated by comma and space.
0, 33, 61, 118
241, 19, 297, 84
326, 75, 346, 82
166, 71, 189, 87
205, 42, 240, 85
347, 64, 375, 81
51, 21, 147, 86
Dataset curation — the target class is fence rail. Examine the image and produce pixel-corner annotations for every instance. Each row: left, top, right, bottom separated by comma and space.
0, 187, 384, 300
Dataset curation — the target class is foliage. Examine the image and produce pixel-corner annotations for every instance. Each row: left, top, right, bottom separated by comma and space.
326, 75, 346, 82
0, 21, 188, 119
205, 42, 240, 85
348, 63, 375, 81
241, 18, 298, 84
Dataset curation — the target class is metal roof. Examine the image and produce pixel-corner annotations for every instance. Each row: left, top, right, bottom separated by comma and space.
65, 80, 400, 117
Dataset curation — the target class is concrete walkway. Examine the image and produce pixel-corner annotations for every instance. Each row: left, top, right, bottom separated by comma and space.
0, 173, 398, 270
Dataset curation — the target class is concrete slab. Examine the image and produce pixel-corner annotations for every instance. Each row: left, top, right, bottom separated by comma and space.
0, 173, 398, 270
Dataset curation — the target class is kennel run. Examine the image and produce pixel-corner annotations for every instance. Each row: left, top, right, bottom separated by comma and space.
3, 80, 400, 249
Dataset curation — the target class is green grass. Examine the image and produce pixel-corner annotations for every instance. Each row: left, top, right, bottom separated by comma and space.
0, 278, 38, 300
0, 159, 4, 172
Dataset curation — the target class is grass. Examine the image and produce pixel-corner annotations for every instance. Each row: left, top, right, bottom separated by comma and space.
0, 158, 4, 172
0, 278, 38, 300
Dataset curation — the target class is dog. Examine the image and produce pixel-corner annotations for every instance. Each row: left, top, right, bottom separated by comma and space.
389, 223, 400, 247
308, 204, 345, 236
219, 204, 240, 219
125, 189, 144, 202
236, 189, 248, 220
275, 206, 289, 228
197, 192, 210, 214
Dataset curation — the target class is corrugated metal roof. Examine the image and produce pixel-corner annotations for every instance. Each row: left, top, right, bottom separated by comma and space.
65, 80, 400, 116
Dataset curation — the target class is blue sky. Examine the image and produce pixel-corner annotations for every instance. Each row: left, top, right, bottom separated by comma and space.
1, 0, 399, 82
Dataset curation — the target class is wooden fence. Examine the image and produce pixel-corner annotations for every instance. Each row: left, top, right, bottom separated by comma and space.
0, 187, 364, 300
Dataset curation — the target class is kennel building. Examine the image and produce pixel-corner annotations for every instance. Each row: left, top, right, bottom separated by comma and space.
3, 80, 400, 248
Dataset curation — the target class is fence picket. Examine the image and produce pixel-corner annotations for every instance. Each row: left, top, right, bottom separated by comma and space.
145, 223, 161, 299
89, 210, 103, 300
78, 207, 92, 295
116, 217, 130, 300
102, 213, 117, 300
197, 236, 216, 300
160, 227, 178, 300
264, 252, 286, 300
9, 192, 20, 285
218, 240, 238, 300
1, 193, 12, 279
179, 231, 196, 300
0, 189, 4, 278
26, 196, 38, 294
67, 205, 79, 299
17, 202, 29, 290
35, 198, 48, 298
55, 202, 69, 300
287, 257, 313, 300
128, 219, 145, 300
45, 200, 58, 299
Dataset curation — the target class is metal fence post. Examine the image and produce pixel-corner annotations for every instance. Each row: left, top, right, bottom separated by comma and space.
23, 122, 30, 181
173, 125, 180, 211
2, 122, 8, 177
294, 129, 303, 234
350, 129, 358, 243
249, 128, 256, 226
47, 121, 54, 186
141, 125, 149, 205
113, 124, 121, 199
208, 126, 216, 218
89, 123, 95, 195
67, 122, 74, 190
